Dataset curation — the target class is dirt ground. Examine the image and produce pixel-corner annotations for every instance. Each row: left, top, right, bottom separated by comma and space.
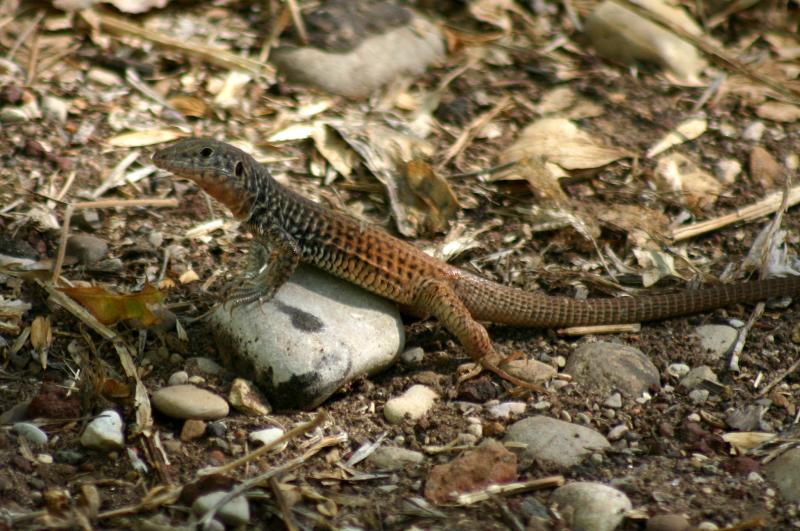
1, 0, 800, 529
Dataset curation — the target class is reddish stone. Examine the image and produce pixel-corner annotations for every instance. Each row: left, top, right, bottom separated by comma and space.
424, 440, 517, 504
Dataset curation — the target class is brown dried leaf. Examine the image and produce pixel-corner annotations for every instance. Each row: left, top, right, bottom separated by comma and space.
30, 315, 52, 351
501, 118, 632, 170
107, 129, 186, 147
654, 152, 723, 209
60, 284, 163, 326
405, 160, 460, 233
168, 96, 208, 118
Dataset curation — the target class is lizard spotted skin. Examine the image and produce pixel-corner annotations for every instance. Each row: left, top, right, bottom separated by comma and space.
153, 138, 800, 389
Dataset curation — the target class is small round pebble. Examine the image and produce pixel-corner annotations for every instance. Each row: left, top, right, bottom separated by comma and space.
80, 410, 125, 451
192, 491, 250, 526
399, 347, 424, 364
384, 385, 438, 424
248, 427, 287, 451
367, 446, 425, 470
152, 384, 229, 420
168, 371, 189, 386
13, 423, 48, 446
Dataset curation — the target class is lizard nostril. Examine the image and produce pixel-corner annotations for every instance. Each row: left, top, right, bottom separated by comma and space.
200, 147, 213, 157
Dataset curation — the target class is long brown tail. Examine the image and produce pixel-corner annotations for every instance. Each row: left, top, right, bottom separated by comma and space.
454, 272, 800, 327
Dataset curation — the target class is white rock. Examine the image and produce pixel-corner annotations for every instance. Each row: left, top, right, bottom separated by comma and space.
384, 385, 438, 424
192, 491, 250, 526
152, 385, 229, 420
667, 363, 690, 378
552, 481, 632, 531
505, 416, 610, 469
680, 366, 717, 390
566, 342, 659, 397
248, 427, 287, 452
80, 410, 124, 451
168, 370, 189, 386
13, 422, 48, 446
764, 447, 800, 501
367, 446, 425, 470
742, 121, 766, 142
693, 325, 737, 359
488, 401, 527, 419
400, 347, 425, 364
213, 265, 404, 410
603, 393, 623, 409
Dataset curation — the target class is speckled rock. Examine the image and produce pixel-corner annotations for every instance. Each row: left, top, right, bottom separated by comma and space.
505, 415, 610, 469
213, 265, 404, 410
565, 341, 660, 397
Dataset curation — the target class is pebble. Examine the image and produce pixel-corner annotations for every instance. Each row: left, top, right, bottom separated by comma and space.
384, 385, 438, 424
367, 446, 425, 470
714, 159, 741, 184
186, 357, 224, 376
42, 95, 68, 122
603, 392, 622, 409
272, 5, 444, 99
666, 363, 690, 379
505, 416, 610, 469
152, 385, 229, 420
400, 347, 425, 364
248, 427, 287, 451
764, 447, 800, 501
725, 404, 765, 431
13, 423, 48, 446
207, 421, 227, 438
425, 441, 516, 503
488, 401, 527, 419
742, 121, 765, 142
646, 513, 690, 531
679, 366, 717, 390
212, 265, 404, 409
168, 371, 189, 386
551, 481, 632, 531
192, 491, 250, 526
565, 342, 659, 397
80, 410, 125, 451
228, 378, 271, 416
180, 419, 207, 441
607, 424, 628, 441
693, 325, 737, 359
688, 389, 709, 404
66, 234, 108, 265
0, 400, 31, 424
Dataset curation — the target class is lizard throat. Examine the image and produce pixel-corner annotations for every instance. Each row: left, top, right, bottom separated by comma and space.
194, 178, 252, 219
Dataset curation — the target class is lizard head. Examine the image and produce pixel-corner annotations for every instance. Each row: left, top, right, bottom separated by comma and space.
152, 138, 260, 219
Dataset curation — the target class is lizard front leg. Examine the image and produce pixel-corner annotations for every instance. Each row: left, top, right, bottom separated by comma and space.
413, 279, 544, 391
225, 225, 300, 309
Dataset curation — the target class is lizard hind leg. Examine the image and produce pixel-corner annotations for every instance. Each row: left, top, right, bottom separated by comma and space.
413, 279, 544, 391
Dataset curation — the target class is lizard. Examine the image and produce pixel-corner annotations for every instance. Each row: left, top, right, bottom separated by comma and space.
152, 137, 800, 389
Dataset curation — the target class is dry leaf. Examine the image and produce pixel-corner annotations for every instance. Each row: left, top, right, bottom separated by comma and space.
654, 153, 723, 209
312, 124, 360, 178
405, 160, 459, 233
107, 129, 186, 147
468, 0, 514, 32
213, 71, 253, 109
501, 117, 631, 170
168, 96, 208, 118
633, 249, 681, 287
30, 315, 52, 351
646, 116, 708, 158
721, 432, 776, 453
60, 284, 163, 326
534, 87, 604, 120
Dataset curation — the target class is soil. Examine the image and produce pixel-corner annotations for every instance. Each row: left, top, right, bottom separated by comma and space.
0, 1, 799, 529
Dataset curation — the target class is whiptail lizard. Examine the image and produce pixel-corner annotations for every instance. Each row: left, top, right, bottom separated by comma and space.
153, 138, 800, 389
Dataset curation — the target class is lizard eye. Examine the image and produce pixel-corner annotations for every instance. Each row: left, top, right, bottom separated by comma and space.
234, 161, 244, 177
200, 147, 213, 157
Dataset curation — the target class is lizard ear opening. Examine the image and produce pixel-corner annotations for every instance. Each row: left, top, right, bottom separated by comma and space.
200, 147, 213, 157
235, 161, 244, 177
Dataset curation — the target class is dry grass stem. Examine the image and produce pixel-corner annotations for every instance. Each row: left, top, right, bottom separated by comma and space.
455, 475, 565, 505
